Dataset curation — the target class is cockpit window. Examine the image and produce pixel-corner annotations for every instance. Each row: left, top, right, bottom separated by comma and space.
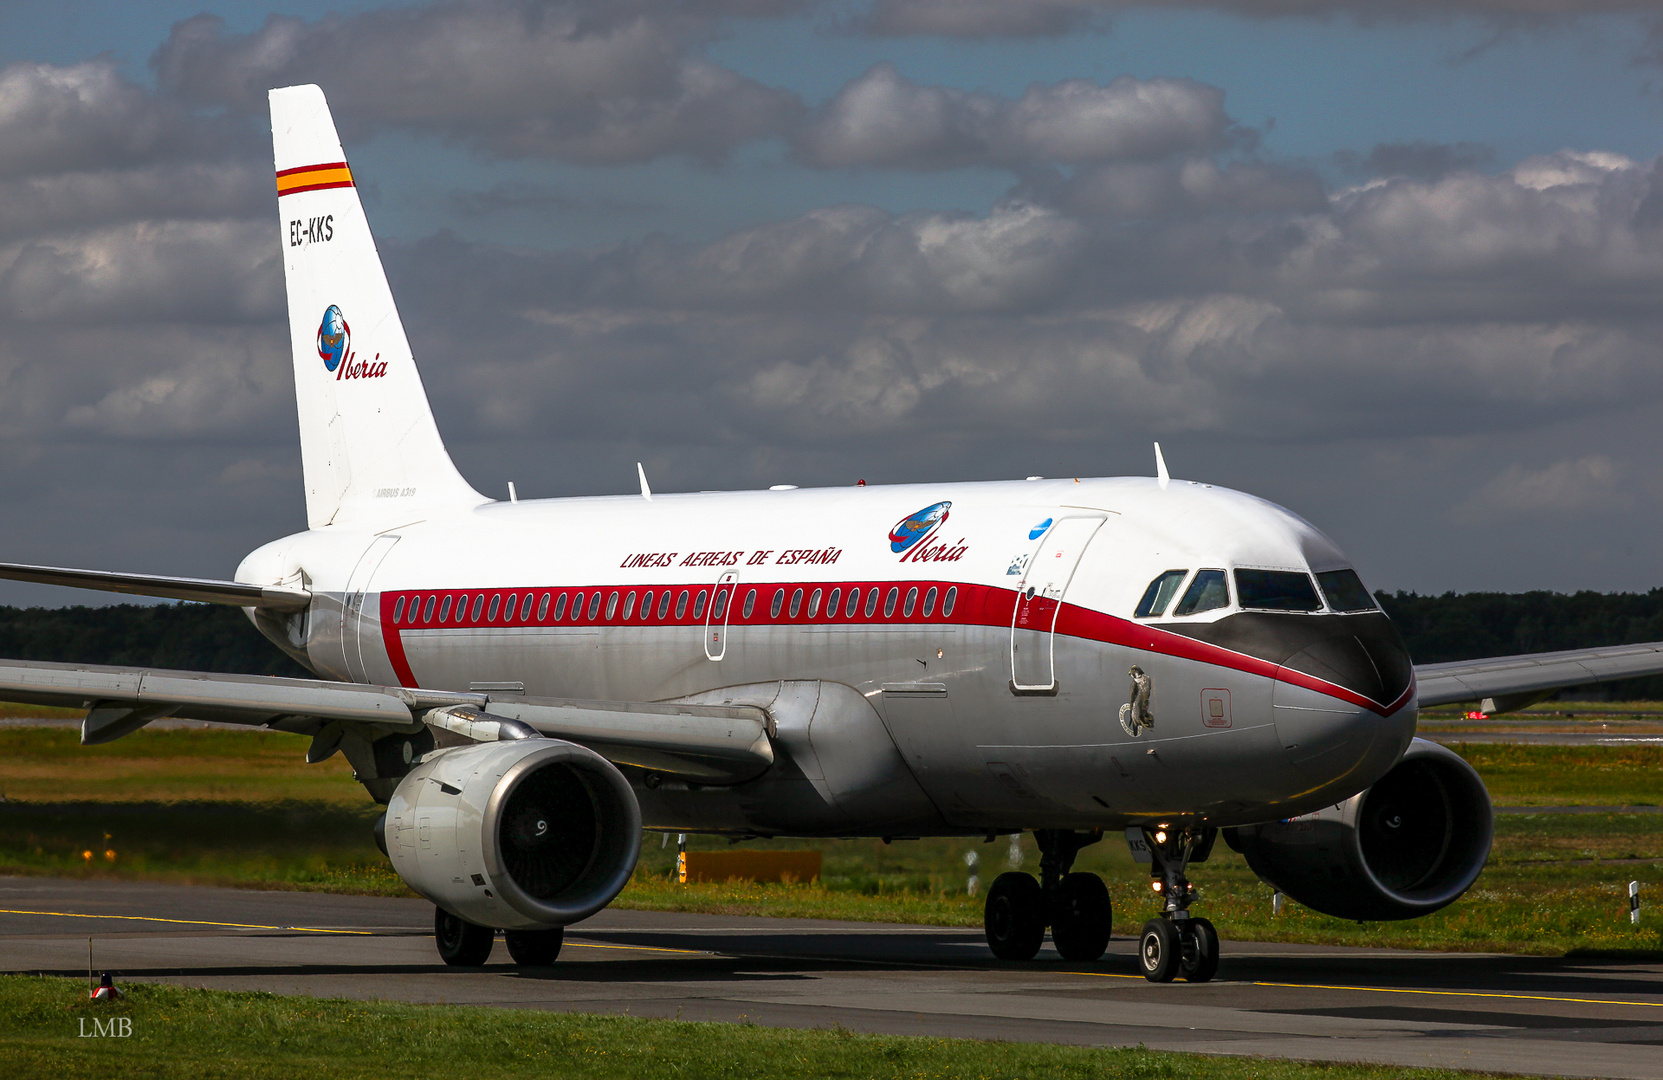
1317, 569, 1376, 612
1172, 569, 1229, 616
1135, 570, 1189, 618
1235, 569, 1321, 612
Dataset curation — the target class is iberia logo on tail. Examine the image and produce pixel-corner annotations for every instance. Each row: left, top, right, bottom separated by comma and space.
317, 305, 387, 381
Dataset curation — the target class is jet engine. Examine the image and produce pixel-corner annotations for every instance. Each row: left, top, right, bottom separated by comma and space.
1223, 738, 1492, 921
383, 737, 641, 930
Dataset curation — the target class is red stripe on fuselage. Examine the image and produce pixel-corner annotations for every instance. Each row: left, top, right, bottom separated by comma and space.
379, 592, 418, 688
377, 578, 1411, 715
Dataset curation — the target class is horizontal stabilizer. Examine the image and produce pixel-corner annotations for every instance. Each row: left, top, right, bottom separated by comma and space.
1415, 641, 1663, 710
0, 562, 311, 611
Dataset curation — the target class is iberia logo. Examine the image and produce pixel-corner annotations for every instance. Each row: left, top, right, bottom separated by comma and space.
317, 305, 387, 381
889, 501, 967, 564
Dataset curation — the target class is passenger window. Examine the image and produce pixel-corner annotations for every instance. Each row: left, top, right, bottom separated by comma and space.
570, 592, 584, 620
712, 590, 728, 620
521, 593, 534, 621
808, 588, 822, 619
554, 593, 568, 620
536, 593, 549, 620
666, 591, 680, 619
605, 591, 619, 620
1235, 569, 1321, 612
789, 588, 803, 618
903, 587, 918, 617
504, 593, 517, 621
864, 588, 879, 618
771, 589, 784, 618
827, 588, 841, 618
1317, 569, 1376, 612
1134, 570, 1189, 619
742, 589, 756, 619
588, 593, 603, 620
622, 592, 636, 620
883, 587, 899, 618
1173, 571, 1228, 616
922, 586, 937, 617
692, 590, 707, 619
470, 595, 484, 621
422, 595, 436, 622
641, 590, 654, 619
943, 586, 957, 617
487, 594, 501, 622
440, 596, 453, 621
393, 597, 406, 623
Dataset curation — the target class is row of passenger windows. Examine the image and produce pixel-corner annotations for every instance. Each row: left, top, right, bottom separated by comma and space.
390, 584, 958, 627
1133, 567, 1376, 619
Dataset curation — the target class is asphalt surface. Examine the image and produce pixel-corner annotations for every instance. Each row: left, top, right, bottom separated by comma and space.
4, 877, 1662, 1077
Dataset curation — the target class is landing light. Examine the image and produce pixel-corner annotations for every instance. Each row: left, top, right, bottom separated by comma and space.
1151, 881, 1163, 893
1154, 830, 1167, 844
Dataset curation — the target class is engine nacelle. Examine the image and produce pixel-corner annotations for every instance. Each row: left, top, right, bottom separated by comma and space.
384, 737, 641, 930
1223, 738, 1492, 921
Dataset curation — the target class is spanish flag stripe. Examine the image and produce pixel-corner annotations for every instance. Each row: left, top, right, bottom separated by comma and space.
276, 162, 354, 196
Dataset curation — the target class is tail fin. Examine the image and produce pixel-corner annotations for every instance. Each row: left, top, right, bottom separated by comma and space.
269, 84, 484, 529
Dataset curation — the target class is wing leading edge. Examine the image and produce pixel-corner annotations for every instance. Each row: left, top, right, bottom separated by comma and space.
1415, 641, 1663, 712
0, 658, 772, 784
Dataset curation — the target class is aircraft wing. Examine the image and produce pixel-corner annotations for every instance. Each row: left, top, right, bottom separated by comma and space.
1415, 641, 1663, 711
0, 658, 772, 784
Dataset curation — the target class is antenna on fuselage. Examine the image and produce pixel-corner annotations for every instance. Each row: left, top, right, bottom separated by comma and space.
1154, 442, 1170, 489
637, 462, 653, 501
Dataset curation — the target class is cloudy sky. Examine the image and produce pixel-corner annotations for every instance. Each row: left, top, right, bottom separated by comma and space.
2, 0, 1663, 606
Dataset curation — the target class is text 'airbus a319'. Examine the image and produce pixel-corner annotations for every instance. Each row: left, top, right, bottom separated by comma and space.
7, 85, 1663, 982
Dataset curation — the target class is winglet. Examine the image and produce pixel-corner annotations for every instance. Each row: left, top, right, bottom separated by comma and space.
1154, 442, 1170, 489
637, 462, 653, 501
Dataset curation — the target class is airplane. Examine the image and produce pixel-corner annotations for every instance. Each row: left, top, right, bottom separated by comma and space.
6, 83, 1663, 982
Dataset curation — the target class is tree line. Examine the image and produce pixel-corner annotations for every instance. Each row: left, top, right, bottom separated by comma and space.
4, 590, 1663, 700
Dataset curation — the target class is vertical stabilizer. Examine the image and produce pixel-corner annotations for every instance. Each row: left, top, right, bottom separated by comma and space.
270, 84, 485, 529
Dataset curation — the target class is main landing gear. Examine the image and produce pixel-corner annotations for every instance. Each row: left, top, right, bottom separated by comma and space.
983, 830, 1113, 962
1136, 825, 1219, 983
434, 907, 565, 967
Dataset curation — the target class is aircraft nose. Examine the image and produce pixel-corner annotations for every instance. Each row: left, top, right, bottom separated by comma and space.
1277, 614, 1413, 711
1271, 614, 1416, 788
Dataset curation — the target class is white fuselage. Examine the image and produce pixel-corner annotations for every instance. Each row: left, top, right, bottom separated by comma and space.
239, 475, 1418, 837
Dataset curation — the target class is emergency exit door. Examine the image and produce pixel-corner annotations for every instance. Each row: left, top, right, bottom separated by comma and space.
1010, 516, 1104, 692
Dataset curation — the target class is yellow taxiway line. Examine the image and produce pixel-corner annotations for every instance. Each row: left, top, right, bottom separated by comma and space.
1065, 970, 1663, 1010
0, 907, 371, 935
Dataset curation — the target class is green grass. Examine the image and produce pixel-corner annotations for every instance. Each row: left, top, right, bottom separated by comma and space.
1, 728, 1660, 956
0, 975, 1524, 1079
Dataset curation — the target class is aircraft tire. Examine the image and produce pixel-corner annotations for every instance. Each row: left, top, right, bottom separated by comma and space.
434, 906, 494, 967
1179, 917, 1220, 983
984, 872, 1045, 960
505, 926, 565, 966
1138, 918, 1180, 983
1050, 872, 1112, 961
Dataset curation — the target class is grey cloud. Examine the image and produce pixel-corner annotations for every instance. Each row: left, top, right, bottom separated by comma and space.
0, 161, 269, 245
449, 181, 659, 217
794, 63, 1234, 169
858, 1, 1663, 39
153, 4, 804, 164
374, 147, 1663, 463
1335, 140, 1497, 181
0, 219, 281, 326
0, 59, 231, 180
1455, 454, 1634, 521
1034, 157, 1328, 218
859, 0, 1104, 37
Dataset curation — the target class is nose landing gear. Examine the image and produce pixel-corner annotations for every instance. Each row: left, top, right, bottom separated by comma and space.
1137, 825, 1220, 983
983, 829, 1112, 962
